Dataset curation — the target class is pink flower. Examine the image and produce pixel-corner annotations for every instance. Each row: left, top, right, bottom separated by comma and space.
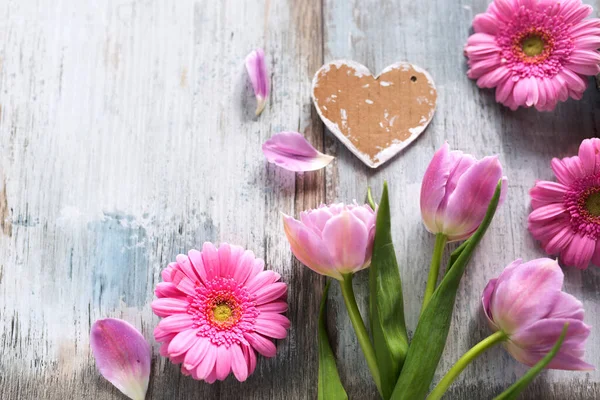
262, 131, 334, 172
152, 242, 289, 383
90, 318, 151, 400
282, 203, 376, 280
420, 143, 507, 242
245, 49, 269, 116
528, 138, 600, 269
465, 0, 600, 111
483, 258, 593, 371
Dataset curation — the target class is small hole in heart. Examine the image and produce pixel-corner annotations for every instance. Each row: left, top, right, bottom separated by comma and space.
410, 76, 417, 82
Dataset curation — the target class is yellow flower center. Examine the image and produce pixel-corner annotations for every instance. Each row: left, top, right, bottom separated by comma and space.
212, 304, 233, 322
585, 191, 600, 217
521, 35, 545, 57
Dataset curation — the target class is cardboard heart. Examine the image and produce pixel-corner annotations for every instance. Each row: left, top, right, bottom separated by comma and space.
311, 60, 437, 168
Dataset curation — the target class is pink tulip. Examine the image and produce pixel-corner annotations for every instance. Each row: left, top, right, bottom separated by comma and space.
420, 143, 507, 241
483, 258, 594, 371
282, 203, 376, 280
245, 49, 269, 116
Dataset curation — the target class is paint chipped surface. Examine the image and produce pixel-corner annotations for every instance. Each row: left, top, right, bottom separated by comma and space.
0, 177, 12, 236
312, 61, 437, 168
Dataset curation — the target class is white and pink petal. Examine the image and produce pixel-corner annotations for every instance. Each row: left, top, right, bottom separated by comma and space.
90, 319, 151, 400
263, 131, 334, 172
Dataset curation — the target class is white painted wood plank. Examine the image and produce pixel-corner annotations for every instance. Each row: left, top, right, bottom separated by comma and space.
0, 0, 323, 398
1, 0, 600, 399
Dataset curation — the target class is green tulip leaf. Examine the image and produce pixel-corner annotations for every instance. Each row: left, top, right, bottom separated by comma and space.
318, 280, 348, 400
369, 182, 409, 399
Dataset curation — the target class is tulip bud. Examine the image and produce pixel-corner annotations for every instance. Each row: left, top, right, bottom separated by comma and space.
420, 142, 507, 241
282, 203, 376, 280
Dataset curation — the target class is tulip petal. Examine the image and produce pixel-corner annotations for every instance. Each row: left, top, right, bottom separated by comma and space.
420, 143, 454, 233
509, 319, 593, 370
443, 156, 505, 241
245, 49, 269, 116
544, 351, 596, 371
300, 206, 334, 234
434, 151, 478, 231
263, 132, 334, 172
547, 292, 585, 320
482, 278, 498, 326
491, 258, 563, 334
512, 319, 591, 353
282, 214, 339, 279
420, 143, 478, 234
321, 210, 369, 274
90, 318, 151, 400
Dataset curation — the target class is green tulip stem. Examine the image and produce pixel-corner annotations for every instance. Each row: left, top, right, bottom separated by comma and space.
421, 233, 448, 315
427, 330, 508, 400
339, 273, 382, 397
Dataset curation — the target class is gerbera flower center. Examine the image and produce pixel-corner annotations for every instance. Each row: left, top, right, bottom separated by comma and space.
188, 277, 259, 347
585, 191, 600, 217
520, 34, 545, 58
564, 177, 600, 239
511, 29, 554, 64
212, 303, 233, 321
209, 298, 240, 328
496, 7, 573, 78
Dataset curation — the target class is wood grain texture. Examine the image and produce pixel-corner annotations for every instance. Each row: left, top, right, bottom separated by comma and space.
323, 0, 600, 399
0, 0, 598, 399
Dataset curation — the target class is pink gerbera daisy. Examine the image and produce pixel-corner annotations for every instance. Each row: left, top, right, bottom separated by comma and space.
529, 138, 600, 269
152, 242, 289, 382
465, 0, 600, 111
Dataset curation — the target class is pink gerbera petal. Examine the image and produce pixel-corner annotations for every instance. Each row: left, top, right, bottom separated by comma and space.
230, 344, 249, 382
152, 242, 289, 383
465, 0, 600, 111
592, 240, 600, 265
543, 225, 575, 255
529, 138, 600, 269
560, 234, 595, 269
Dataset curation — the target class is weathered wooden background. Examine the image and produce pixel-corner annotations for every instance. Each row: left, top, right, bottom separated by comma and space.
1, 0, 599, 399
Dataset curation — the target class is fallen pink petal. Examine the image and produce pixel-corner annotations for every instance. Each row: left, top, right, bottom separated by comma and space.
262, 131, 334, 172
245, 48, 269, 116
90, 318, 151, 400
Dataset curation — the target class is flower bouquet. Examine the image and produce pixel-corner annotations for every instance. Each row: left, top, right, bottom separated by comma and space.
282, 144, 592, 399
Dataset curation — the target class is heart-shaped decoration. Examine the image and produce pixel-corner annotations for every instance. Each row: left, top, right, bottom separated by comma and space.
311, 60, 437, 168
